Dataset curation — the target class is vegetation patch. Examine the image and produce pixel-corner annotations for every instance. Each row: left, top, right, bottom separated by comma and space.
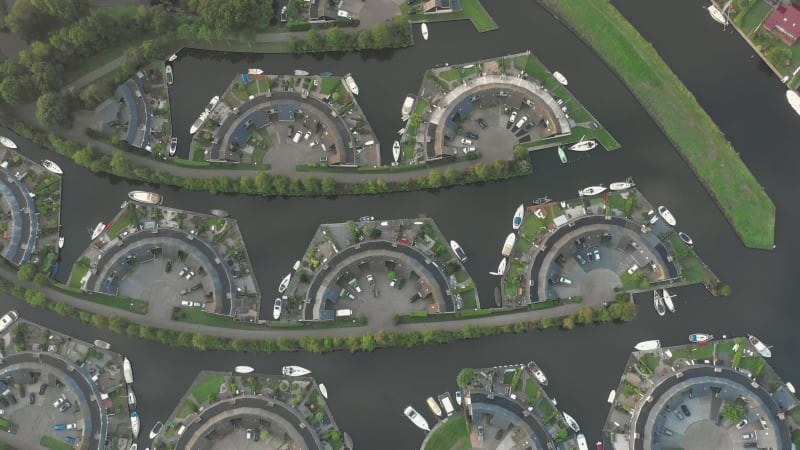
40, 436, 71, 450
423, 416, 471, 450
192, 375, 225, 404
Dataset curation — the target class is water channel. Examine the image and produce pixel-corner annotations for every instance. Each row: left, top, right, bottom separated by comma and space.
3, 0, 800, 448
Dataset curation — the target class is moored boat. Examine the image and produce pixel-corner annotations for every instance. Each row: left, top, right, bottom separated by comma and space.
634, 340, 661, 351
189, 111, 208, 135
569, 137, 598, 152
662, 289, 676, 313
450, 240, 467, 262
294, 69, 309, 76
169, 137, 177, 156
512, 204, 524, 230
205, 95, 220, 113
130, 411, 140, 438
344, 73, 359, 95
234, 366, 254, 374
58, 236, 65, 249
319, 383, 328, 399
558, 146, 568, 163
426, 396, 442, 417
123, 357, 134, 384
748, 334, 772, 358
129, 444, 137, 450
577, 434, 589, 450
282, 365, 311, 376
580, 185, 607, 196
128, 388, 136, 409
678, 232, 694, 246
165, 65, 173, 85
596, 441, 604, 450
273, 298, 282, 320
211, 209, 229, 218
94, 339, 110, 349
393, 141, 401, 163
91, 222, 105, 241
658, 205, 677, 226
403, 406, 430, 431
278, 273, 291, 293
319, 72, 333, 77
786, 90, 800, 116
689, 333, 714, 343
0, 136, 17, 149
553, 71, 568, 86
609, 178, 635, 191
168, 54, 178, 62
653, 290, 666, 317
401, 95, 415, 120
501, 232, 516, 257
247, 68, 264, 75
149, 421, 163, 440
42, 159, 63, 175
562, 411, 580, 432
421, 23, 429, 40
528, 361, 548, 385
708, 4, 727, 25
490, 257, 507, 276
128, 191, 163, 205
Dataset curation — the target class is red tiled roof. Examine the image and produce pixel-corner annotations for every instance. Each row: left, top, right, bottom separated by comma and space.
764, 3, 800, 40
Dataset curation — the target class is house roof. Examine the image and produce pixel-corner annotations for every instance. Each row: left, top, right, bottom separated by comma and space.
764, 3, 800, 40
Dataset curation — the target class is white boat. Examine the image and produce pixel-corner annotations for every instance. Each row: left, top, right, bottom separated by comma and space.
169, 137, 177, 156
91, 222, 105, 241
490, 257, 507, 276
130, 411, 140, 438
273, 298, 282, 320
579, 185, 607, 196
344, 74, 359, 95
662, 289, 676, 313
210, 209, 229, 218
123, 357, 134, 384
42, 159, 63, 175
658, 205, 677, 226
319, 383, 328, 399
403, 406, 430, 431
577, 434, 589, 450
128, 389, 136, 408
165, 65, 173, 85
455, 391, 462, 405
278, 273, 291, 293
94, 339, 110, 349
294, 69, 309, 76
607, 390, 616, 404
609, 178, 635, 191
149, 421, 163, 440
401, 95, 416, 120
58, 236, 65, 249
234, 366, 254, 374
653, 290, 666, 317
786, 90, 800, 116
708, 4, 727, 25
569, 137, 598, 152
512, 204, 524, 230
189, 111, 208, 134
562, 411, 580, 432
786, 382, 796, 394
528, 361, 548, 385
634, 340, 661, 351
450, 240, 467, 262
282, 365, 311, 376
0, 136, 18, 149
205, 96, 219, 113
248, 68, 264, 75
689, 333, 714, 343
553, 71, 568, 86
501, 233, 516, 257
293, 260, 301, 271
438, 393, 454, 416
426, 396, 442, 417
678, 232, 694, 246
421, 23, 429, 40
393, 141, 401, 163
168, 54, 178, 62
128, 191, 163, 205
748, 334, 772, 358
129, 444, 137, 450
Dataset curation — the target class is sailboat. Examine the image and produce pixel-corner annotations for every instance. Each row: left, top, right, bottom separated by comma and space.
278, 273, 291, 293
553, 71, 569, 86
562, 411, 580, 432
393, 141, 401, 163
653, 290, 666, 316
0, 136, 17, 149
747, 335, 772, 358
580, 185, 607, 196
512, 204, 524, 230
319, 383, 328, 399
557, 146, 568, 164
282, 365, 311, 376
569, 136, 598, 152
609, 178, 635, 191
450, 240, 467, 262
689, 333, 714, 343
90, 222, 106, 241
189, 111, 209, 135
58, 236, 65, 249
421, 23, 429, 40
662, 289, 676, 313
707, 4, 727, 25
490, 258, 507, 276
42, 160, 63, 175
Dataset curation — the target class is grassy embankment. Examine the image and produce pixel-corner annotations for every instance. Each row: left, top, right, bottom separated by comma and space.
423, 416, 471, 450
407, 0, 498, 32
540, 0, 775, 249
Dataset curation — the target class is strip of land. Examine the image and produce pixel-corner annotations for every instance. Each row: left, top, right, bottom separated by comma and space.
540, 0, 775, 249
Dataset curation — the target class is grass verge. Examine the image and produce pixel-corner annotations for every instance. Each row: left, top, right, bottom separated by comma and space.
53, 285, 148, 314
409, 0, 497, 32
192, 375, 225, 404
540, 0, 775, 249
423, 416, 470, 450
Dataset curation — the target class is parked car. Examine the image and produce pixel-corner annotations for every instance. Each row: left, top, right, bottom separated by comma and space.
186, 270, 195, 280
28, 393, 35, 404
178, 267, 188, 277
38, 384, 47, 395
680, 404, 691, 417
508, 111, 518, 124
593, 249, 600, 261
287, 126, 294, 138
53, 396, 66, 409
165, 260, 172, 273
744, 443, 757, 448
575, 253, 587, 265
741, 432, 755, 440
460, 138, 472, 145
303, 130, 311, 141
736, 418, 749, 430
59, 401, 71, 412
477, 425, 484, 441
246, 429, 253, 440
557, 276, 572, 285
674, 408, 685, 420
477, 118, 487, 129
466, 132, 479, 140
65, 437, 77, 444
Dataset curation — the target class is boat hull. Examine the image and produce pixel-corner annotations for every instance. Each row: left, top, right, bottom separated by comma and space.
42, 160, 63, 175
609, 181, 634, 191
234, 366, 254, 374
278, 274, 291, 293
282, 365, 311, 376
580, 186, 607, 196
426, 396, 442, 416
786, 90, 800, 116
708, 5, 728, 25
501, 233, 516, 257
558, 146, 568, 163
748, 335, 772, 358
634, 340, 661, 351
393, 141, 400, 162
553, 71, 568, 86
344, 74, 359, 95
562, 411, 580, 432
662, 289, 676, 313
210, 209, 229, 218
403, 406, 430, 431
319, 383, 328, 399
678, 232, 694, 246
569, 140, 597, 152
689, 333, 713, 343
294, 70, 309, 76
658, 206, 677, 226
128, 191, 163, 205
450, 240, 467, 262
512, 204, 524, 230
123, 357, 134, 384
0, 136, 18, 149
94, 339, 110, 349
421, 23, 429, 40
130, 412, 140, 438
654, 291, 666, 316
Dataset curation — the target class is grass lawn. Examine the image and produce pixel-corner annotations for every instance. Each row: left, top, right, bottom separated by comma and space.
460, 290, 477, 310
541, 0, 775, 249
459, 0, 498, 32
175, 399, 197, 419
106, 214, 131, 239
192, 375, 226, 404
739, 356, 766, 377
173, 307, 266, 330
68, 264, 90, 289
525, 379, 541, 404
40, 436, 71, 450
320, 76, 342, 95
738, 0, 772, 36
643, 353, 661, 371
670, 344, 715, 361
0, 417, 15, 433
423, 416, 470, 450
53, 285, 148, 314
666, 232, 714, 284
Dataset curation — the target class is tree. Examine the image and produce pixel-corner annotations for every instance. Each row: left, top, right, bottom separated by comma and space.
427, 169, 442, 188
472, 162, 488, 179
360, 333, 375, 351
356, 29, 373, 49
33, 272, 49, 286
24, 289, 46, 306
371, 23, 389, 48
443, 167, 460, 185
108, 316, 128, 333
17, 264, 35, 281
576, 305, 594, 324
0, 76, 24, 105
302, 176, 320, 195
110, 152, 135, 177
306, 29, 324, 52
36, 91, 72, 127
6, 0, 59, 41
722, 402, 746, 424
321, 176, 336, 195
324, 27, 347, 51
457, 367, 475, 388
561, 314, 576, 330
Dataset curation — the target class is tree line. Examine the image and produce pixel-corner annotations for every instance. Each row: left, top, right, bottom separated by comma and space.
289, 17, 411, 53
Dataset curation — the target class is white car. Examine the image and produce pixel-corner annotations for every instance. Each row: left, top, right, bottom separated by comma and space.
0, 310, 19, 333
178, 267, 188, 277
515, 116, 528, 129
186, 270, 195, 280
736, 418, 749, 430
460, 138, 472, 145
66, 423, 77, 430
303, 131, 311, 141
508, 111, 518, 124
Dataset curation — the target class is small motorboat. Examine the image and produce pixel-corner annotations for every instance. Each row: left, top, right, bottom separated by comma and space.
748, 334, 772, 358
282, 365, 311, 376
501, 232, 516, 257
189, 111, 208, 134
393, 141, 401, 163
94, 339, 110, 350
91, 222, 106, 241
210, 209, 229, 218
421, 22, 429, 40
607, 390, 616, 404
528, 361, 548, 385
577, 434, 589, 450
553, 71, 568, 86
128, 191, 163, 205
128, 389, 137, 408
786, 90, 800, 116
662, 289, 676, 313
169, 137, 177, 156
319, 383, 328, 399
294, 69, 310, 76
149, 421, 163, 439
426, 396, 442, 416
562, 411, 580, 432
247, 68, 264, 75
403, 406, 430, 431
689, 333, 714, 343
292, 260, 301, 271
658, 205, 677, 226
205, 95, 220, 113
278, 274, 291, 294
634, 340, 661, 351
653, 290, 666, 317
130, 411, 140, 438
450, 240, 467, 262
359, 216, 374, 222
609, 178, 635, 191
558, 146, 568, 164
344, 73, 359, 95
512, 204, 524, 230
42, 159, 63, 175
234, 366, 254, 374
123, 357, 134, 384
168, 54, 178, 62
490, 257, 507, 276
165, 65, 173, 85
707, 4, 727, 25
569, 137, 598, 152
678, 232, 694, 246
580, 185, 607, 196
58, 236, 65, 249
0, 136, 18, 149
397, 127, 406, 136
455, 391, 462, 405
273, 298, 282, 320
319, 72, 333, 77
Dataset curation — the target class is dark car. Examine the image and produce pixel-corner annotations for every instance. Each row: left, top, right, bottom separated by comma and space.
39, 384, 48, 395
28, 393, 35, 404
287, 126, 294, 138
409, 293, 421, 303
466, 132, 479, 140
477, 118, 487, 129
744, 443, 758, 448
18, 386, 25, 397
680, 404, 691, 417
253, 428, 260, 442
165, 260, 172, 273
